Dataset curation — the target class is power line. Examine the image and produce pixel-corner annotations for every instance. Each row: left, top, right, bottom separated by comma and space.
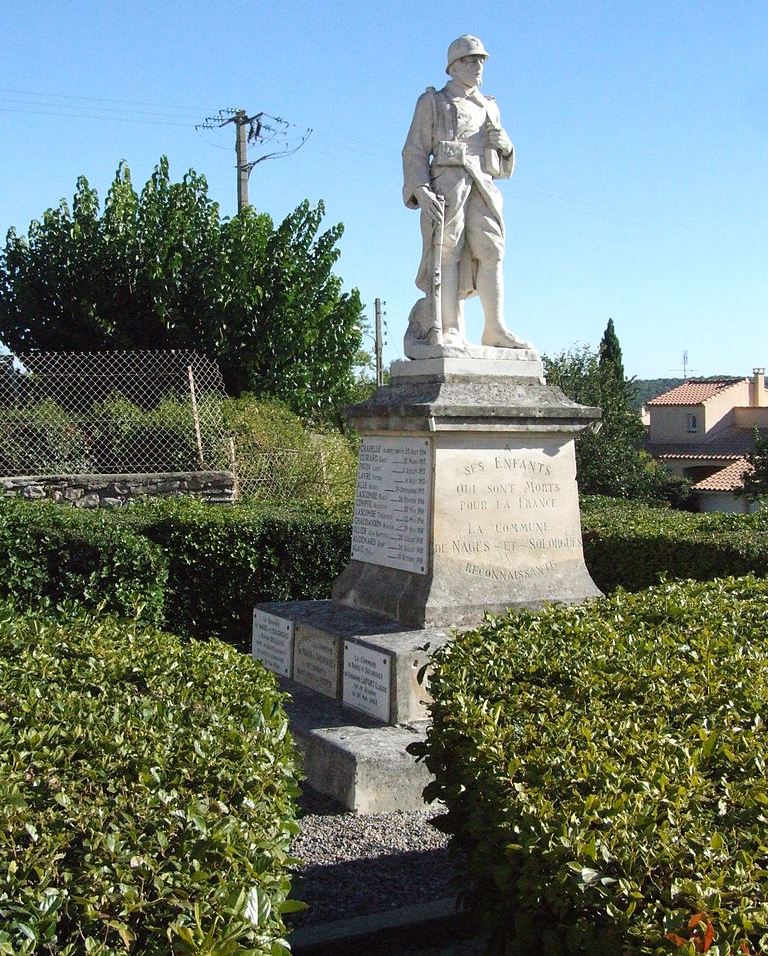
0, 106, 195, 127
196, 107, 312, 213
0, 96, 202, 120
0, 87, 217, 113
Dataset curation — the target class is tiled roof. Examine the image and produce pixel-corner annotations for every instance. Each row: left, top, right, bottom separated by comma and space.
647, 378, 745, 406
649, 451, 742, 460
693, 458, 752, 492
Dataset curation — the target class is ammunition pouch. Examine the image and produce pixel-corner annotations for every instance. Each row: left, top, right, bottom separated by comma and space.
433, 140, 467, 167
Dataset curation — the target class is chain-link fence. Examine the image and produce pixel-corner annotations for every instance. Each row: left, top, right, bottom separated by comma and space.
0, 350, 231, 477
236, 440, 357, 507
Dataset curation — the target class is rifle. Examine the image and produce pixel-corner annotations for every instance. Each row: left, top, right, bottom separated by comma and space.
429, 195, 446, 344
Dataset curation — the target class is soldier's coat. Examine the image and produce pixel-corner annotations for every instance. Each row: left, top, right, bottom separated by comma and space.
402, 79, 515, 300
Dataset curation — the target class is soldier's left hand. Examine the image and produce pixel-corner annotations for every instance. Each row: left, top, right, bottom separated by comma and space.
488, 128, 513, 157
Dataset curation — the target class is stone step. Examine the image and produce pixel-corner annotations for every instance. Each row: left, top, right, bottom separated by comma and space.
253, 600, 452, 810
282, 679, 433, 812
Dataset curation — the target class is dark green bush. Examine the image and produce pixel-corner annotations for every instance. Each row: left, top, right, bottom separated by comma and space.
412, 576, 768, 955
114, 497, 352, 650
0, 497, 351, 649
0, 498, 166, 624
0, 604, 302, 955
581, 496, 768, 592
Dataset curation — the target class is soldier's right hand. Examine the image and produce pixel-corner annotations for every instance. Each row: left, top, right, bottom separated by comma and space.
414, 186, 445, 224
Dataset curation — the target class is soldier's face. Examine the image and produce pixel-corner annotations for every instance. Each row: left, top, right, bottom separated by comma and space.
452, 55, 485, 88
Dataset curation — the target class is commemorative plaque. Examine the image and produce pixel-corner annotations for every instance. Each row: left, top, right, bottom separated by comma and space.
432, 434, 585, 587
251, 609, 294, 677
342, 641, 392, 722
351, 437, 431, 574
293, 625, 341, 699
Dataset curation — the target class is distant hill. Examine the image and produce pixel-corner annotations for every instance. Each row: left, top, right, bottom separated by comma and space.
628, 378, 685, 410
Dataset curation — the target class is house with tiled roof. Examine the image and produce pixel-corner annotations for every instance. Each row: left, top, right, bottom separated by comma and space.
645, 369, 767, 512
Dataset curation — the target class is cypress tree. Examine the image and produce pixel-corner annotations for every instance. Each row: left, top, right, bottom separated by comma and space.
598, 317, 625, 381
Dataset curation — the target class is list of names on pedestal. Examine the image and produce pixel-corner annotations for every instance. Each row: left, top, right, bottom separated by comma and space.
342, 642, 391, 722
252, 609, 294, 677
351, 437, 431, 574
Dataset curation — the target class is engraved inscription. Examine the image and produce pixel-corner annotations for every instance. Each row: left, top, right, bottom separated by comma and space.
293, 628, 340, 699
342, 642, 391, 722
252, 609, 294, 677
433, 440, 584, 583
351, 437, 431, 574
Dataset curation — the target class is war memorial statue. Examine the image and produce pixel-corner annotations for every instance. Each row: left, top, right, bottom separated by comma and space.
402, 34, 531, 358
252, 34, 601, 811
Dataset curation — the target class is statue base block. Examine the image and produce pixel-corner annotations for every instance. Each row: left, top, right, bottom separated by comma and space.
333, 360, 602, 628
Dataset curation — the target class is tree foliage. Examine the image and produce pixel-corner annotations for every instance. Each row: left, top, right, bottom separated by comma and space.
738, 429, 768, 502
544, 341, 687, 503
598, 316, 625, 382
0, 158, 365, 420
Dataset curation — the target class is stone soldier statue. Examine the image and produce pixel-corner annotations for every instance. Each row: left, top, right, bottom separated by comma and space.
402, 35, 531, 357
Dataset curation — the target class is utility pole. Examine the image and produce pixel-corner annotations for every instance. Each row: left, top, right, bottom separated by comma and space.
374, 298, 385, 386
235, 110, 250, 213
196, 108, 313, 213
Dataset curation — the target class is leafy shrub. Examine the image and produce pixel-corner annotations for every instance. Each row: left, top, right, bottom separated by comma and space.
0, 496, 351, 649
0, 399, 92, 474
0, 498, 166, 624
0, 393, 227, 476
221, 396, 313, 455
0, 604, 302, 955
222, 394, 358, 508
88, 393, 220, 473
581, 496, 768, 592
113, 497, 352, 650
412, 576, 768, 955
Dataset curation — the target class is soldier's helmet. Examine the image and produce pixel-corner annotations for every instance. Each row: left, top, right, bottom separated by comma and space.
446, 35, 489, 73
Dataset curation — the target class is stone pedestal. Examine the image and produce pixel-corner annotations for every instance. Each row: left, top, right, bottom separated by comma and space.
332, 354, 602, 627
251, 353, 602, 810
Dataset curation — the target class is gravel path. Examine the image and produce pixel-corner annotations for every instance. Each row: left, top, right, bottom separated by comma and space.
288, 787, 456, 929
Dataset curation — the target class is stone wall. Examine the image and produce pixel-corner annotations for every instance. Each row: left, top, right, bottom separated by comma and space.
0, 471, 236, 507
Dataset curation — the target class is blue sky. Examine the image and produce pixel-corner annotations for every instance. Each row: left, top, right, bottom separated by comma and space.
2, 0, 766, 379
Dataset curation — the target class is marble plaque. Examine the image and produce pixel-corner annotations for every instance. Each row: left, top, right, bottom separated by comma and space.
293, 625, 341, 699
351, 436, 431, 574
342, 641, 391, 722
251, 609, 294, 677
432, 436, 585, 587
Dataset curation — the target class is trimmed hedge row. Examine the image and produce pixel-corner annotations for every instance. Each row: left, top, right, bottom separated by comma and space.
1, 496, 765, 651
117, 498, 352, 650
0, 498, 351, 650
581, 496, 768, 593
412, 576, 768, 955
0, 605, 302, 955
0, 498, 166, 625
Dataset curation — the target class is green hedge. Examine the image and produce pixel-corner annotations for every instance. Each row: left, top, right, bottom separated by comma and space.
412, 576, 768, 955
119, 498, 353, 650
1, 495, 767, 651
0, 605, 302, 955
0, 497, 351, 650
581, 496, 768, 592
0, 498, 166, 625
